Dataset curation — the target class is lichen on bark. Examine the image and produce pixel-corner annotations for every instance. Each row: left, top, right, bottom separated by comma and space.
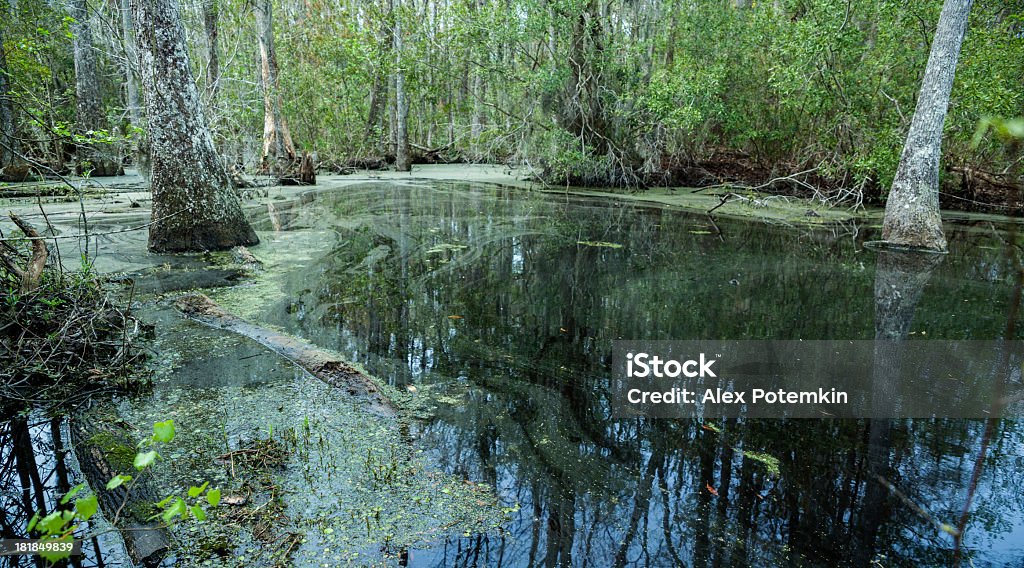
131, 0, 258, 252
880, 0, 974, 252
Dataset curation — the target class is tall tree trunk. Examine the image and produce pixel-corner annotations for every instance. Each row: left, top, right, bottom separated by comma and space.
365, 15, 391, 150
393, 0, 410, 172
131, 0, 258, 252
255, 0, 296, 176
470, 69, 484, 159
366, 72, 386, 148
0, 2, 19, 171
70, 0, 121, 176
881, 0, 974, 252
203, 0, 220, 102
468, 0, 485, 159
120, 0, 147, 179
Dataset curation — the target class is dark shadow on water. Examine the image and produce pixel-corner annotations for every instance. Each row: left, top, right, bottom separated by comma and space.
0, 411, 128, 568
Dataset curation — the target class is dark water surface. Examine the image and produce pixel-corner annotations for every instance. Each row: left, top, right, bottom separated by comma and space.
5, 180, 1020, 567
235, 182, 1023, 567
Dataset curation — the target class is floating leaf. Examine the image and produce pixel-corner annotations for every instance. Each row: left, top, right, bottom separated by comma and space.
742, 451, 781, 477
939, 523, 961, 536
705, 484, 719, 496
426, 243, 468, 254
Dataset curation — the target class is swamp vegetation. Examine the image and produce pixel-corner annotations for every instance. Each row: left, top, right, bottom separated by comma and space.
0, 0, 1023, 566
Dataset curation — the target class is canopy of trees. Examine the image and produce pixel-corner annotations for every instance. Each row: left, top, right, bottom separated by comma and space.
0, 0, 1021, 203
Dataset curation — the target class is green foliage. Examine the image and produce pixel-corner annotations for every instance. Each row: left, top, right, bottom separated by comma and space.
3, 0, 1019, 194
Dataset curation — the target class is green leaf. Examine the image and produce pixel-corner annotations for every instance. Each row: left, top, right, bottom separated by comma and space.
26, 512, 40, 533
152, 420, 176, 444
134, 450, 158, 470
60, 483, 86, 505
156, 495, 175, 508
75, 494, 98, 521
190, 505, 207, 521
161, 497, 187, 524
206, 488, 221, 507
106, 474, 132, 490
38, 536, 74, 563
187, 481, 209, 499
36, 511, 74, 535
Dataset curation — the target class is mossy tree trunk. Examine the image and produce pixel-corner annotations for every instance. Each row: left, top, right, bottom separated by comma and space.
256, 0, 296, 177
880, 0, 974, 252
70, 0, 122, 176
131, 0, 258, 252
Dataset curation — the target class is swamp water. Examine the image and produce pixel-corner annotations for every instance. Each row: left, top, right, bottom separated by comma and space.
4, 180, 1024, 567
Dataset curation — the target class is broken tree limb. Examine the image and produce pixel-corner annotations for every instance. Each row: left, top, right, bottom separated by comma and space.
8, 213, 47, 294
298, 152, 316, 185
0, 240, 25, 278
174, 294, 397, 417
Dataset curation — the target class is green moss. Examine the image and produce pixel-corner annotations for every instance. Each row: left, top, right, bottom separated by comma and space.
86, 431, 138, 472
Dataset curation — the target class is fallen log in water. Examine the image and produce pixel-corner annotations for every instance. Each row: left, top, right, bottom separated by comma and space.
70, 406, 171, 566
174, 293, 397, 417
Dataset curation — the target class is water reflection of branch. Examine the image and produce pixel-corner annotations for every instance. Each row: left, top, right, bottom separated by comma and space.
953, 236, 1023, 567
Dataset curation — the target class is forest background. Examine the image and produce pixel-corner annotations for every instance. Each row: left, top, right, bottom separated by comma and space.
1, 0, 1022, 210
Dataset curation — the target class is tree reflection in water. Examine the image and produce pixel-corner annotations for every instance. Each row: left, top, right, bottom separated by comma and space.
0, 412, 125, 568
255, 183, 1024, 567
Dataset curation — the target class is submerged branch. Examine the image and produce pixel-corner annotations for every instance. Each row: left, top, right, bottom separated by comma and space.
174, 294, 397, 417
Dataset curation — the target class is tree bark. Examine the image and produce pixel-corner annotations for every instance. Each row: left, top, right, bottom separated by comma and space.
255, 0, 296, 176
131, 0, 258, 252
70, 0, 122, 177
365, 15, 391, 149
880, 0, 973, 252
393, 0, 411, 171
120, 0, 147, 180
8, 214, 47, 294
0, 3, 19, 173
203, 0, 220, 102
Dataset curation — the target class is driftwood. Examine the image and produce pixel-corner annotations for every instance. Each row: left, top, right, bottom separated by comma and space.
174, 294, 397, 417
70, 408, 171, 566
8, 213, 48, 294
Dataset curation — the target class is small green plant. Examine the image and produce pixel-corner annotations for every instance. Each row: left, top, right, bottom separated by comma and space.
26, 419, 220, 563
